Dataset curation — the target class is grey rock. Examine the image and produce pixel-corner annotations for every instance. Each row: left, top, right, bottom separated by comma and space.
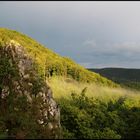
0, 40, 61, 138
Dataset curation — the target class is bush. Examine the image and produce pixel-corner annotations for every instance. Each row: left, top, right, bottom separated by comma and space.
57, 88, 140, 139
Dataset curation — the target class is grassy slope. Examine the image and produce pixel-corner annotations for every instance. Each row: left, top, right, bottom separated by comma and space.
2, 28, 140, 104
49, 76, 140, 139
0, 28, 117, 87
49, 76, 140, 108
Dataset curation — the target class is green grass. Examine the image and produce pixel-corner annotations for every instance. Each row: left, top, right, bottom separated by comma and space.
49, 76, 140, 107
49, 76, 140, 139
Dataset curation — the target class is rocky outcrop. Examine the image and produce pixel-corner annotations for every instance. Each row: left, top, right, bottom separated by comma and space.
0, 40, 61, 139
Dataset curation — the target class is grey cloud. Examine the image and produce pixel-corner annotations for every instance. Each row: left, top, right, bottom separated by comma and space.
0, 2, 140, 68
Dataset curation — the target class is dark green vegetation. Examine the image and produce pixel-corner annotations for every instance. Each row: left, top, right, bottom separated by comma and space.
89, 68, 140, 90
57, 90, 140, 139
0, 28, 117, 87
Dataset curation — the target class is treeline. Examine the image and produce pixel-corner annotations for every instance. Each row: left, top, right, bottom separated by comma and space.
57, 90, 140, 139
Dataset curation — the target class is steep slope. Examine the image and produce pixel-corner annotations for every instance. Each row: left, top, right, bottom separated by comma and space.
0, 28, 118, 87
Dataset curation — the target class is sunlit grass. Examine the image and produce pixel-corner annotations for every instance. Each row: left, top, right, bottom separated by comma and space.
48, 76, 140, 107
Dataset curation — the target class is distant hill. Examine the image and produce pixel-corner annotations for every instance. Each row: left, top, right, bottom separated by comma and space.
88, 68, 140, 90
0, 28, 118, 87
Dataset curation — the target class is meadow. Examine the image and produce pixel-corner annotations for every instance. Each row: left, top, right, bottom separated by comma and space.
49, 76, 140, 139
49, 76, 140, 104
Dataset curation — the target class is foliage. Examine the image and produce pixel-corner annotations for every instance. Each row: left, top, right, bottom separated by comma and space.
57, 89, 140, 139
49, 76, 140, 139
0, 94, 54, 139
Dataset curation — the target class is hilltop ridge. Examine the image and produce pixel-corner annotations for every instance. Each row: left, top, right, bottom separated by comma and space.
0, 28, 118, 87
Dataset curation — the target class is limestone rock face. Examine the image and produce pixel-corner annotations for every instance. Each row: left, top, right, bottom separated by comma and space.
0, 40, 61, 139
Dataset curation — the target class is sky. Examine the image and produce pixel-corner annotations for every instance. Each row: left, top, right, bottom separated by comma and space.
0, 1, 140, 68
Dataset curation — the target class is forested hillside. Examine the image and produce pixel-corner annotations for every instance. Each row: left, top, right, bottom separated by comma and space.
89, 68, 140, 90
